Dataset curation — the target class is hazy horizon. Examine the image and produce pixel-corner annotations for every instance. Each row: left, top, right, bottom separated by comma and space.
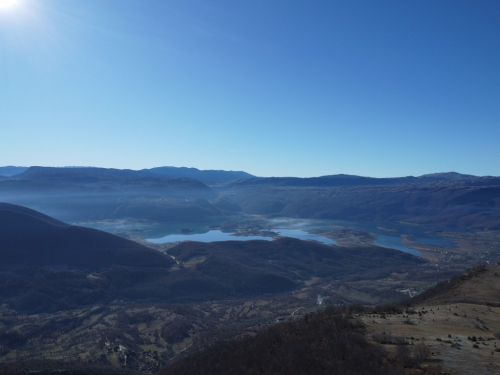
0, 164, 496, 179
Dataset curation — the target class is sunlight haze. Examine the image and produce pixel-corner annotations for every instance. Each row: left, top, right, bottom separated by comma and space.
2, 3, 500, 373
0, 0, 20, 9
1, 0, 499, 177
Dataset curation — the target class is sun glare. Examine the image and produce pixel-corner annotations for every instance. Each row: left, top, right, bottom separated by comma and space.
0, 0, 20, 9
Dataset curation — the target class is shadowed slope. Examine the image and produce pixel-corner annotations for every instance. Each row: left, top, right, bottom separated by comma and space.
224, 182, 500, 229
168, 237, 425, 283
0, 360, 136, 375
160, 307, 401, 375
0, 202, 66, 225
0, 203, 174, 269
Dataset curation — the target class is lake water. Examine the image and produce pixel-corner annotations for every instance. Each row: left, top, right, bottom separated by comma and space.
324, 219, 459, 256
375, 235, 421, 256
147, 230, 273, 243
273, 228, 337, 245
81, 217, 457, 257
267, 218, 424, 255
147, 228, 338, 246
266, 218, 459, 256
413, 236, 456, 248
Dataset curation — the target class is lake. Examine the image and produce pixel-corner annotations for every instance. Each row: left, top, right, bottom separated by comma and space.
374, 235, 421, 256
80, 217, 458, 256
147, 228, 338, 245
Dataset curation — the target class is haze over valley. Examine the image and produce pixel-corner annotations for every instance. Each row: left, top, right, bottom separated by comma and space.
2, 0, 500, 373
1, 165, 500, 374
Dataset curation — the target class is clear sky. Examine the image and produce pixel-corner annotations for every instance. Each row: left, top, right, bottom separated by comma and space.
1, 0, 499, 177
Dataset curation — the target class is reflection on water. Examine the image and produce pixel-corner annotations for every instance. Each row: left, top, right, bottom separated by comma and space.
414, 236, 456, 248
147, 230, 273, 244
275, 228, 337, 245
269, 218, 458, 256
147, 228, 338, 246
328, 219, 456, 255
375, 235, 421, 256
81, 217, 457, 256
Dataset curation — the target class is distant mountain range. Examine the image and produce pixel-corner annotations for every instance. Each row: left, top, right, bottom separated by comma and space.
0, 166, 28, 177
0, 165, 254, 185
224, 173, 500, 230
143, 166, 254, 184
0, 167, 223, 223
2, 166, 495, 185
229, 171, 498, 188
12, 167, 212, 191
1, 167, 499, 229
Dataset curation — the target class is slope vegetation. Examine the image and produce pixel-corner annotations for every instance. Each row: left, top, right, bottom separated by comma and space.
159, 264, 500, 375
364, 264, 500, 375
169, 237, 425, 281
0, 203, 174, 269
223, 174, 500, 229
0, 360, 135, 375
160, 307, 403, 375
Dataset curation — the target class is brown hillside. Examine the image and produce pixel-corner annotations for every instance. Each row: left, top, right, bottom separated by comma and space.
362, 264, 500, 375
409, 264, 500, 306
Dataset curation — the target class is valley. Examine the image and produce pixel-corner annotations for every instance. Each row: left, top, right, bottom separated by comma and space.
0, 167, 499, 374
1, 209, 497, 372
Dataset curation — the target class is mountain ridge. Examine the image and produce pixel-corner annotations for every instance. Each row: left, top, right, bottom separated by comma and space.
144, 166, 255, 185
229, 172, 496, 188
0, 166, 28, 177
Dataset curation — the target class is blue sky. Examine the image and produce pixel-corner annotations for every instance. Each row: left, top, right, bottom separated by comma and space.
1, 0, 499, 177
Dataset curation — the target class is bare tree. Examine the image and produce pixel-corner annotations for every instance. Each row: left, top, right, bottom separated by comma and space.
414, 343, 431, 366
396, 337, 411, 367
